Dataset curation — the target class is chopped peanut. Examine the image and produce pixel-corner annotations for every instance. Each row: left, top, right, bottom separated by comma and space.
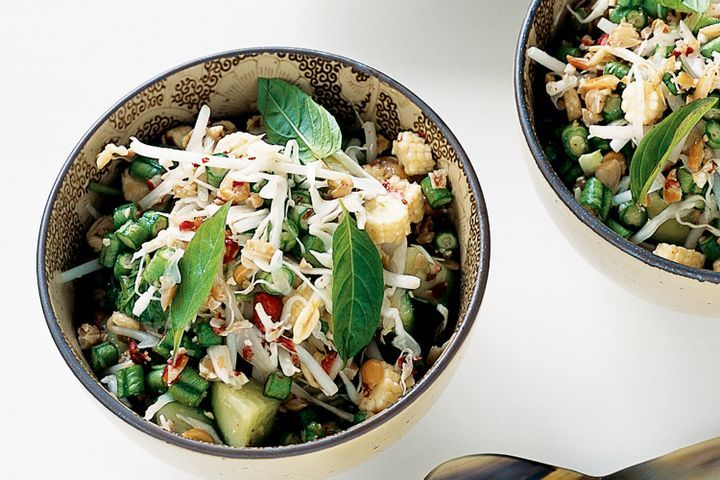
654, 243, 706, 269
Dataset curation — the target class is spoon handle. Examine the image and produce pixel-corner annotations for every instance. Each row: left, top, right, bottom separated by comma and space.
424, 454, 588, 480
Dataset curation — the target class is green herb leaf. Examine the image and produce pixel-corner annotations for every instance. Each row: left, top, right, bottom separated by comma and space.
331, 210, 384, 361
658, 0, 709, 14
257, 77, 342, 163
630, 97, 717, 202
169, 202, 231, 354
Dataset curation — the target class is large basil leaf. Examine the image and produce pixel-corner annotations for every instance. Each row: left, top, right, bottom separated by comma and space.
257, 78, 342, 163
331, 211, 384, 361
630, 97, 716, 202
170, 202, 230, 353
659, 0, 709, 13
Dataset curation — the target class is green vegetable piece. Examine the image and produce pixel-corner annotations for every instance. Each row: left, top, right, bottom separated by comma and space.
677, 167, 702, 194
129, 156, 164, 180
404, 246, 456, 305
578, 150, 604, 176
642, 0, 669, 17
580, 178, 612, 221
701, 36, 720, 58
602, 95, 624, 123
353, 411, 368, 424
279, 218, 299, 251
211, 381, 281, 447
662, 73, 679, 96
561, 123, 590, 159
113, 203, 138, 229
256, 78, 342, 163
169, 367, 209, 407
90, 341, 119, 372
420, 175, 454, 209
116, 221, 150, 250
331, 210, 384, 361
658, 0, 710, 15
555, 45, 582, 61
617, 0, 641, 6
99, 233, 123, 268
691, 13, 720, 34
146, 366, 167, 394
113, 253, 137, 280
154, 329, 202, 359
88, 181, 122, 197
609, 7, 630, 23
257, 267, 295, 296
607, 218, 633, 239
625, 9, 648, 28
705, 120, 720, 149
604, 61, 630, 80
619, 201, 648, 228
700, 236, 720, 261
116, 364, 145, 398
289, 204, 314, 232
301, 234, 327, 268
169, 202, 231, 354
291, 189, 312, 205
630, 98, 717, 202
143, 247, 176, 286
263, 371, 292, 400
302, 421, 325, 442
153, 402, 216, 435
194, 322, 222, 347
137, 211, 168, 237
433, 231, 459, 253
390, 288, 415, 333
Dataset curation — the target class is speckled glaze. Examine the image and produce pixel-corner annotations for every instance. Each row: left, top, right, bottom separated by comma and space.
515, 1, 720, 316
36, 48, 490, 479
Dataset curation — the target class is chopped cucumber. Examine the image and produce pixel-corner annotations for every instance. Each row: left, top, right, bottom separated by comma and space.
404, 246, 457, 305
211, 381, 280, 447
390, 288, 415, 333
154, 402, 216, 435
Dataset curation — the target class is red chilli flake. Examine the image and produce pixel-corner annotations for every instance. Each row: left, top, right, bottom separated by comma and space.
580, 35, 594, 46
162, 352, 189, 386
321, 351, 338, 374
276, 336, 297, 353
232, 181, 247, 188
202, 157, 210, 163
224, 236, 239, 264
686, 47, 694, 55
128, 340, 150, 365
145, 179, 156, 190
242, 346, 254, 362
253, 293, 283, 326
179, 218, 203, 231
598, 34, 609, 46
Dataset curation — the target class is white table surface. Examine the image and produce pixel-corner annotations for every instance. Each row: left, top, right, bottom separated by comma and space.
5, 0, 720, 478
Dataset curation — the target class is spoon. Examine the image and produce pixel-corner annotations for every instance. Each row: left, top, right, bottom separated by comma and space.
426, 436, 720, 479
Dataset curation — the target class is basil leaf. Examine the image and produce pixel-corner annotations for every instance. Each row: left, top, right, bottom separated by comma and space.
658, 0, 709, 13
257, 78, 342, 163
170, 202, 231, 353
331, 211, 384, 361
630, 97, 716, 202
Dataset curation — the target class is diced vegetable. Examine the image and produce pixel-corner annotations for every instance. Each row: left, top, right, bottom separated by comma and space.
146, 365, 167, 394
153, 402, 216, 435
561, 123, 589, 159
390, 288, 415, 333
604, 62, 630, 80
700, 236, 720, 262
88, 181, 122, 197
433, 231, 459, 253
194, 322, 222, 347
257, 266, 295, 296
113, 253, 137, 280
263, 371, 293, 400
99, 233, 123, 268
289, 204, 313, 232
301, 235, 327, 268
90, 341, 119, 372
116, 221, 150, 250
608, 219, 633, 239
168, 367, 209, 407
420, 176, 453, 209
619, 202, 648, 229
113, 203, 138, 229
602, 95, 624, 123
211, 381, 281, 447
143, 247, 176, 285
129, 156, 163, 180
580, 178, 612, 221
116, 364, 145, 398
137, 211, 168, 237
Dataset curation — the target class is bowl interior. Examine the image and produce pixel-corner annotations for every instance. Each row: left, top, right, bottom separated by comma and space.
38, 48, 489, 456
516, 0, 720, 284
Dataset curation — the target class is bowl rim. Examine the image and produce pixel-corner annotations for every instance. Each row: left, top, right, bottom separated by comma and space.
515, 0, 720, 285
36, 46, 491, 459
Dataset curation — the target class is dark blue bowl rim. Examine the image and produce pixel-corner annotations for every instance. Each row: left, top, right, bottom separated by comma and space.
515, 0, 720, 285
36, 46, 491, 459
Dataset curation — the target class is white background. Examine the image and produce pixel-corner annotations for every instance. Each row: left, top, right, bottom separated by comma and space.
4, 0, 720, 478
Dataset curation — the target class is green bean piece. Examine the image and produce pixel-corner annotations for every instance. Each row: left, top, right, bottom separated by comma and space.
113, 253, 137, 280
700, 236, 720, 262
579, 151, 604, 176
619, 201, 648, 228
116, 364, 145, 398
602, 95, 624, 123
617, 0, 641, 7
113, 203, 138, 229
625, 9, 648, 28
168, 367, 208, 407
257, 267, 295, 296
705, 120, 720, 149
607, 218, 633, 239
641, 0, 668, 18
590, 137, 611, 152
701, 37, 720, 58
555, 44, 583, 61
580, 178, 609, 220
280, 218, 299, 251
301, 235, 327, 268
561, 123, 590, 159
99, 233, 124, 268
88, 181, 122, 197
289, 204, 314, 232
302, 422, 325, 442
194, 322, 222, 347
154, 329, 202, 359
604, 61, 630, 80
557, 158, 584, 185
420, 176, 454, 209
252, 179, 269, 194
206, 167, 228, 188
609, 7, 630, 24
146, 366, 167, 394
692, 14, 720, 34
654, 45, 673, 58
116, 275, 137, 316
601, 185, 613, 222
291, 189, 312, 205
353, 411, 368, 424
433, 231, 459, 252
263, 372, 292, 400
116, 221, 150, 250
677, 167, 703, 194
129, 156, 164, 180
662, 73, 679, 96
137, 211, 168, 237
90, 342, 119, 372
143, 247, 176, 286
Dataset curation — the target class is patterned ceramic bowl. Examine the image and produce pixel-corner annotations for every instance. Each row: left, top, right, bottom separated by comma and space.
515, 1, 720, 316
36, 48, 490, 479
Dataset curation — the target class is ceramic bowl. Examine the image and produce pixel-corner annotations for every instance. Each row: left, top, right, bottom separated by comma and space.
36, 47, 490, 479
515, 1, 720, 316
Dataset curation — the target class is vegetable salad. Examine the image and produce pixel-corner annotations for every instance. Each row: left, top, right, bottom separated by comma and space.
66, 78, 459, 447
529, 0, 720, 271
